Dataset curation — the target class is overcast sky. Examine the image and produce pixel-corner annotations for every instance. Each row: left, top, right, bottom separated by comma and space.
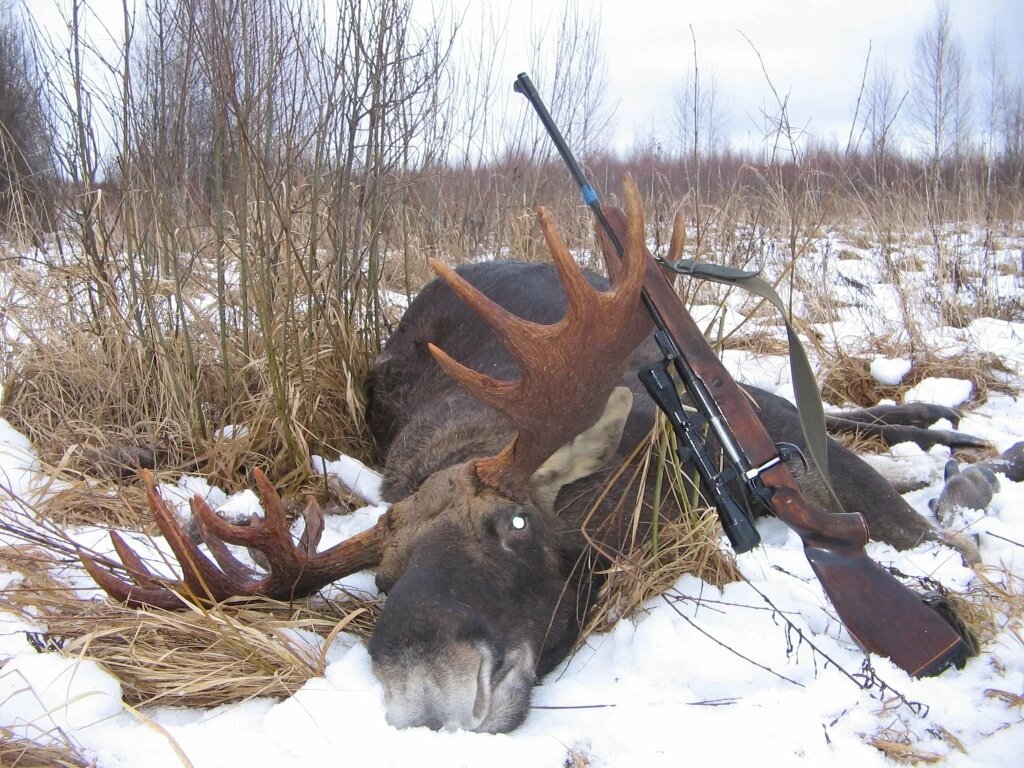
31, 0, 1024, 154
426, 0, 1024, 152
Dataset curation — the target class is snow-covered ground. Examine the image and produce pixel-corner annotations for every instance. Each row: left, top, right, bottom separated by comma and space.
1, 226, 1022, 767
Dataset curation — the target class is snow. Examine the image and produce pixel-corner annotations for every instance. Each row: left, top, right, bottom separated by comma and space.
870, 357, 912, 386
1, 229, 1023, 766
312, 453, 385, 506
904, 377, 974, 408
0, 654, 123, 744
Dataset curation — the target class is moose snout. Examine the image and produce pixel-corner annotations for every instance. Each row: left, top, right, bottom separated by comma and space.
374, 640, 534, 733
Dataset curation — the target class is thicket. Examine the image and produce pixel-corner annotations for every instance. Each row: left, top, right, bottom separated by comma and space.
0, 0, 1021, 490
0, 8, 55, 239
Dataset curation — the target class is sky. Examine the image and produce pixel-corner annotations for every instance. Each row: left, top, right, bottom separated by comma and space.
424, 0, 1024, 151
28, 0, 1024, 154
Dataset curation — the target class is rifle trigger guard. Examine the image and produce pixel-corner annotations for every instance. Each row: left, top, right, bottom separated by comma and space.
776, 442, 809, 478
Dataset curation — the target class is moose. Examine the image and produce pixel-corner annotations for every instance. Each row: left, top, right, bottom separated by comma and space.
84, 178, 985, 734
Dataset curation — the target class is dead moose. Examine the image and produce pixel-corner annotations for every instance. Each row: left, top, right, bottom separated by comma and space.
84, 179, 983, 734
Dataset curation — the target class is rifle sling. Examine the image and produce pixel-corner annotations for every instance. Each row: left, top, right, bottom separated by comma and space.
659, 257, 843, 513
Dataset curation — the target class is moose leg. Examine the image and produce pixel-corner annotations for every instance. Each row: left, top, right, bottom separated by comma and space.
824, 402, 986, 450
929, 441, 1024, 525
830, 402, 964, 428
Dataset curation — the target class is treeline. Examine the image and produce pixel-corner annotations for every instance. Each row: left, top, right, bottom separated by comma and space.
3, 0, 1022, 246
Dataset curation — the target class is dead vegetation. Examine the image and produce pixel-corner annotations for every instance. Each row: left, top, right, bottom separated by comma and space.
46, 599, 378, 708
581, 418, 742, 639
817, 348, 1009, 411
0, 256, 376, 496
0, 542, 378, 709
0, 730, 93, 768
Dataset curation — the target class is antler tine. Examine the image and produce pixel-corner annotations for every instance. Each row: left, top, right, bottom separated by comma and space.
537, 206, 600, 326
297, 498, 326, 557
144, 472, 246, 601
667, 211, 686, 265
427, 175, 654, 499
79, 533, 186, 610
620, 175, 653, 300
190, 495, 262, 583
428, 258, 539, 364
84, 468, 390, 608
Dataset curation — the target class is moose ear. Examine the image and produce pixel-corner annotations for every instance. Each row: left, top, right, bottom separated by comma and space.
528, 387, 633, 512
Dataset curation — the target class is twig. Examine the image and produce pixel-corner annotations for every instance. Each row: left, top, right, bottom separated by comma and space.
659, 592, 805, 687
743, 578, 930, 717
986, 531, 1024, 549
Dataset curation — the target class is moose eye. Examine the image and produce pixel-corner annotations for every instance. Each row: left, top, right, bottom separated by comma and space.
493, 507, 534, 550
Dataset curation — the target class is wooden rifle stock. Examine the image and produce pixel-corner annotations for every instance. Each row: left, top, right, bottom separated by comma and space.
599, 207, 971, 677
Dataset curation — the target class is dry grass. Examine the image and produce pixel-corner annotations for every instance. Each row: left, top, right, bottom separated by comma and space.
1, 324, 373, 499
581, 418, 741, 639
1, 334, 191, 469
50, 598, 378, 708
0, 729, 93, 768
0, 543, 379, 709
818, 348, 1008, 409
960, 566, 1024, 644
718, 327, 790, 356
38, 482, 152, 532
0, 232, 376, 498
583, 511, 740, 639
869, 737, 945, 765
826, 428, 894, 456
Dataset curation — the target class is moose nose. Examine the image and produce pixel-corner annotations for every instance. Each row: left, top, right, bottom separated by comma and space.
377, 640, 493, 732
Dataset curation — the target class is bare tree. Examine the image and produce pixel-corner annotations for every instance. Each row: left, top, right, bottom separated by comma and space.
671, 62, 728, 158
908, 0, 971, 194
859, 59, 905, 184
510, 0, 614, 165
978, 27, 1007, 162
976, 27, 1023, 181
0, 7, 55, 237
1003, 81, 1024, 169
670, 27, 728, 256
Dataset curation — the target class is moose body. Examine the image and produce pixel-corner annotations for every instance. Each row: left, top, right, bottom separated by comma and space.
363, 259, 967, 732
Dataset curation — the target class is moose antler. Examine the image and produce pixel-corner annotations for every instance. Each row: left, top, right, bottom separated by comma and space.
80, 469, 387, 608
82, 176, 657, 607
427, 175, 653, 499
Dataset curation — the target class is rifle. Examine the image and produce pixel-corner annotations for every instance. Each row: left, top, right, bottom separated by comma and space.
514, 72, 972, 677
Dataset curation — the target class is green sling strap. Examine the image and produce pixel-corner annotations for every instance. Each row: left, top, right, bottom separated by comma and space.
660, 257, 844, 513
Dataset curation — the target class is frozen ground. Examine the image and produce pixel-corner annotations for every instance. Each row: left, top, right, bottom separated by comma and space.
0, 227, 1022, 767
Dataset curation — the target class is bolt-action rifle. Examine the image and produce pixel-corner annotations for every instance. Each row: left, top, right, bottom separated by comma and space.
514, 72, 972, 677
